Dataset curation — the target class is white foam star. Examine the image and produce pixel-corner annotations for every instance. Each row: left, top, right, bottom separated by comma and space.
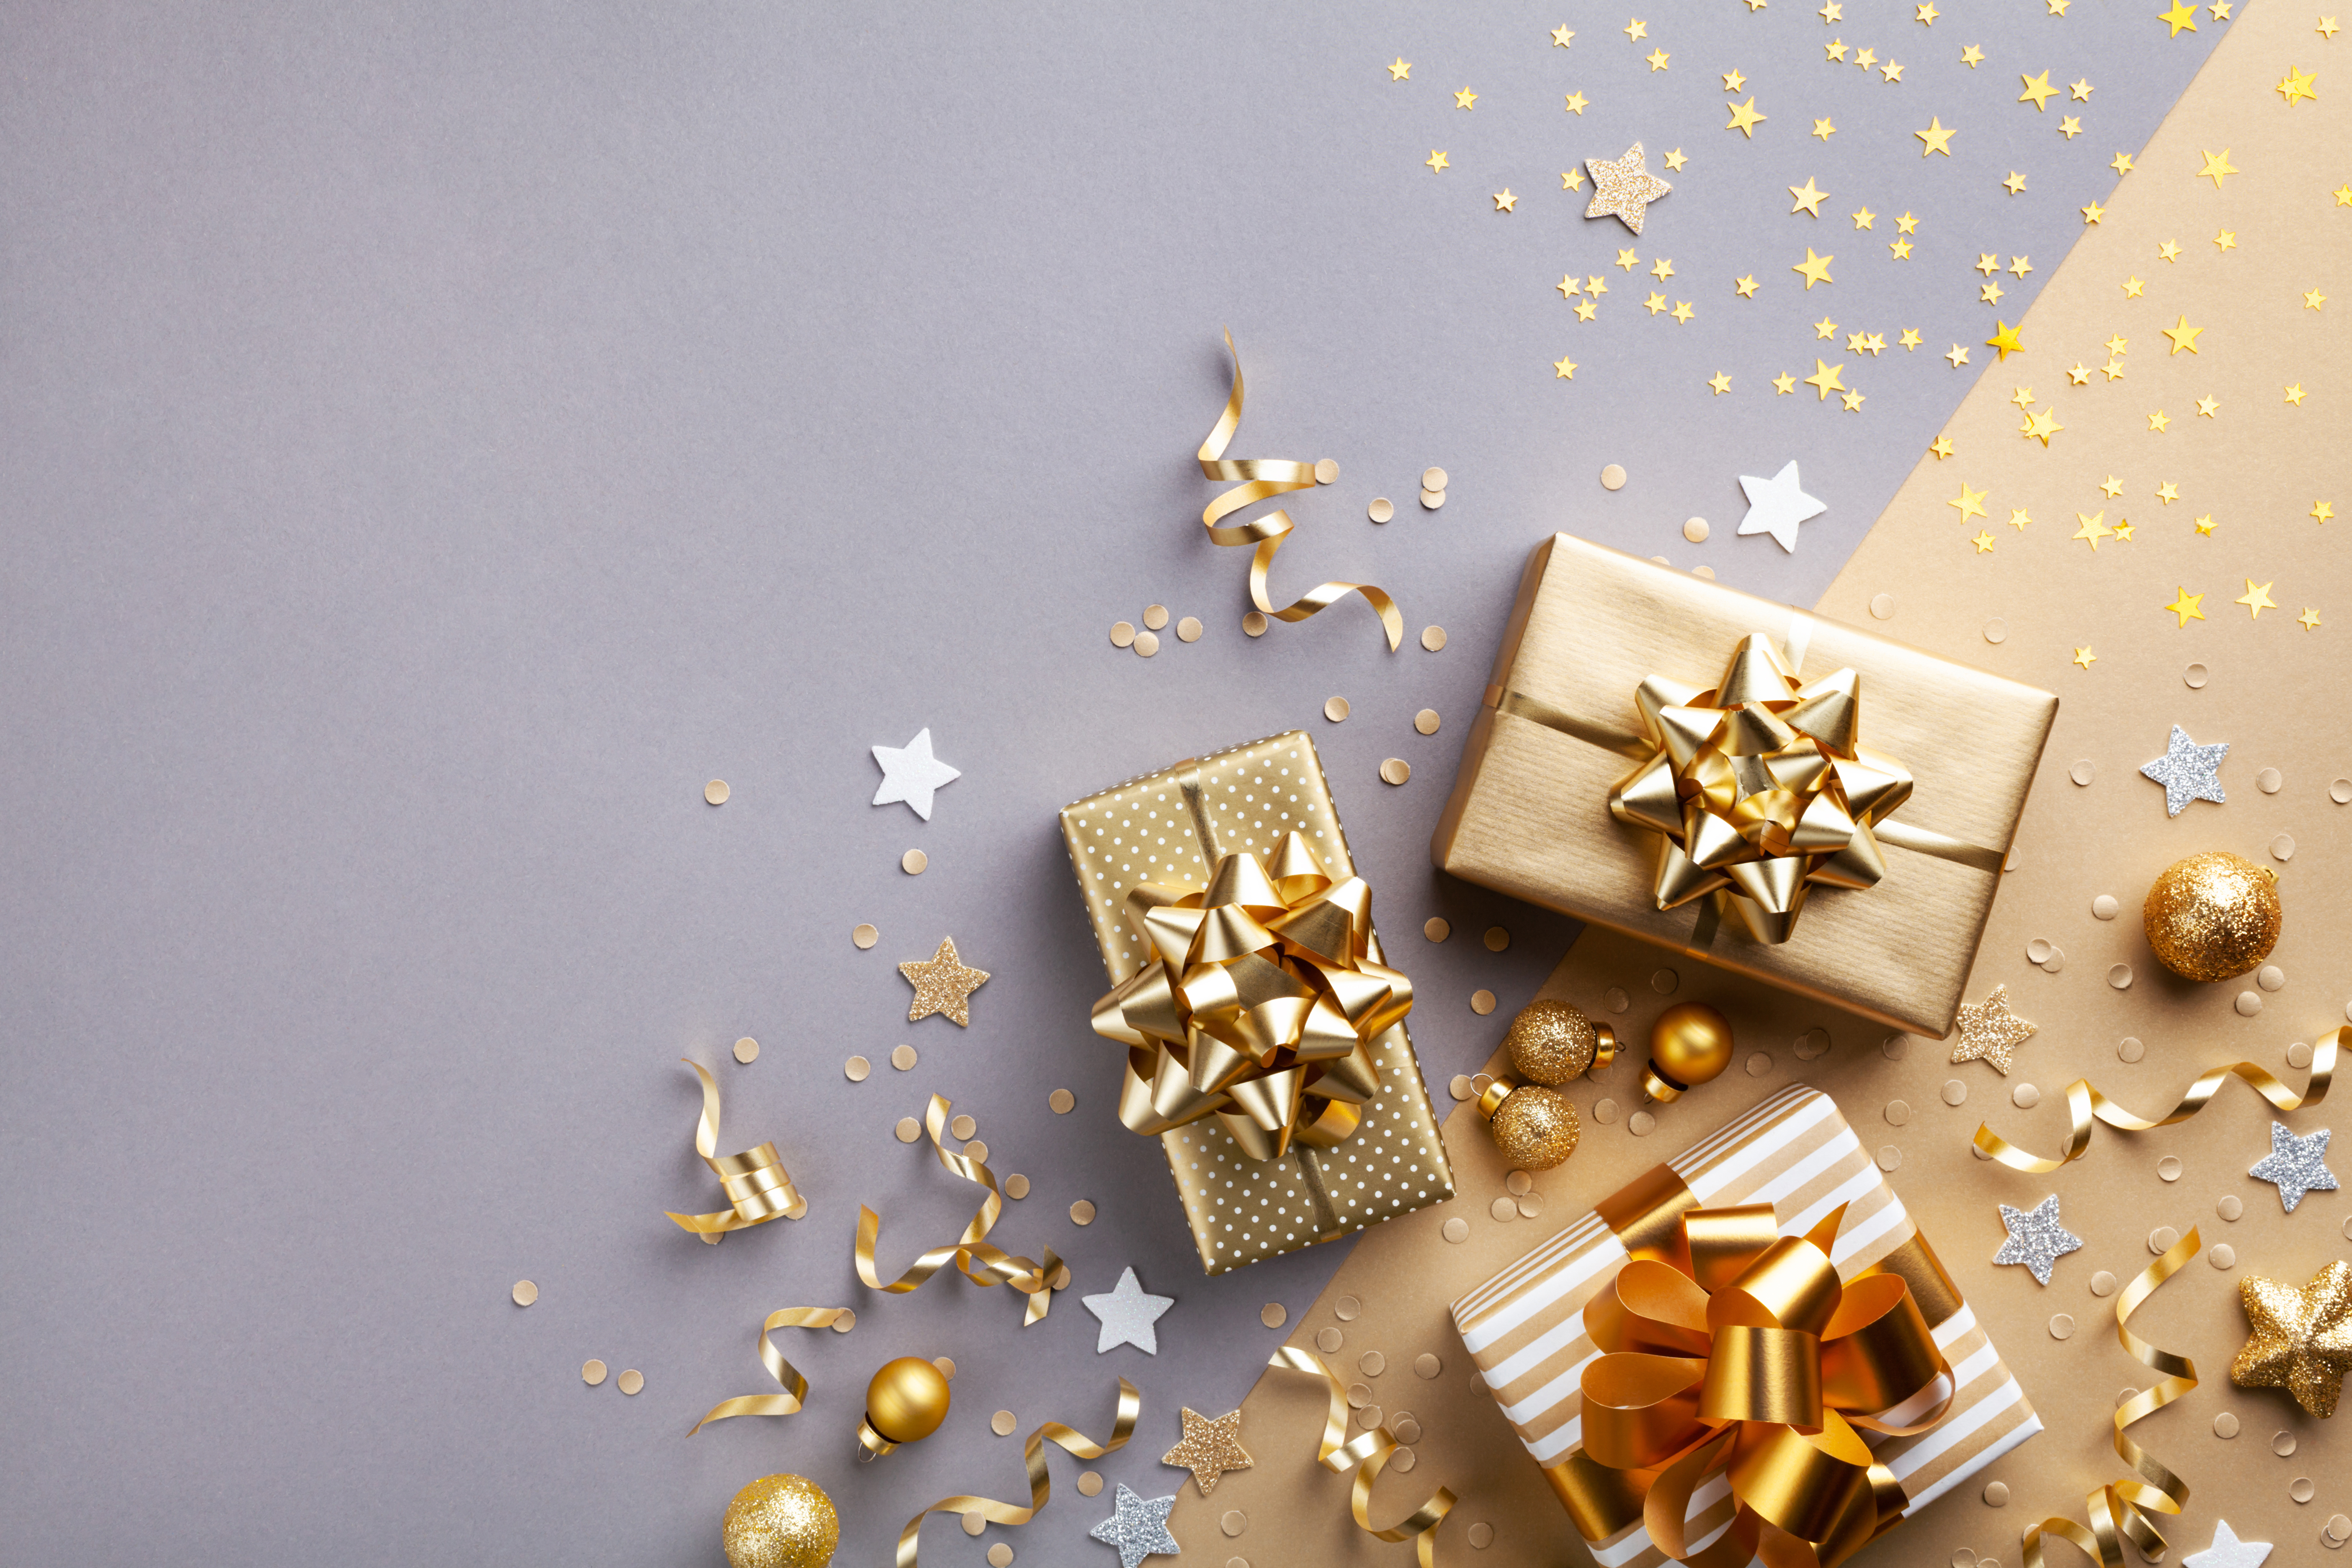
1081, 1265, 1175, 1354
1736, 460, 1829, 553
2183, 1519, 2272, 1568
870, 727, 961, 820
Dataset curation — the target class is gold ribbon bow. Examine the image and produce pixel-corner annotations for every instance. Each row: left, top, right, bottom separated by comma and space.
1609, 632, 1915, 945
685, 1306, 852, 1436
894, 1379, 1141, 1568
857, 1093, 1062, 1325
1578, 1202, 1954, 1568
664, 1059, 805, 1240
1272, 1346, 1457, 1568
1088, 831, 1412, 1162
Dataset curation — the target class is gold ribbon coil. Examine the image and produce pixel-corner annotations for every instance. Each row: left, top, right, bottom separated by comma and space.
1271, 1346, 1457, 1568
1088, 829, 1412, 1163
1607, 632, 1923, 946
685, 1306, 852, 1436
1199, 330, 1402, 651
1575, 1201, 1954, 1568
857, 1092, 1061, 1325
893, 1378, 1141, 1568
2021, 1227, 2201, 1568
665, 1058, 806, 1240
1975, 1026, 2340, 1172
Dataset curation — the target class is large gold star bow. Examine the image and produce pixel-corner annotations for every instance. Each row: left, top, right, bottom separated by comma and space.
1610, 632, 1914, 944
1089, 832, 1411, 1161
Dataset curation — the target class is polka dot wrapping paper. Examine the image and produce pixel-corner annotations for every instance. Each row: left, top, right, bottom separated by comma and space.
1059, 732, 1457, 1274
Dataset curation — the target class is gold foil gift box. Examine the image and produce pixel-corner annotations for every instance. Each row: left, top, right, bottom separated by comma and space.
1453, 1085, 2041, 1568
1060, 732, 1456, 1275
1432, 533, 2056, 1038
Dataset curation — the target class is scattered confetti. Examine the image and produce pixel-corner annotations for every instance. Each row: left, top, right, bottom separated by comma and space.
898, 936, 990, 1026
2141, 725, 2229, 816
1381, 758, 1413, 786
1414, 709, 1440, 735
735, 1037, 761, 1065
512, 1279, 538, 1307
617, 1369, 644, 1395
705, 780, 730, 806
1951, 985, 2037, 1075
583, 1359, 607, 1385
1584, 143, 1672, 232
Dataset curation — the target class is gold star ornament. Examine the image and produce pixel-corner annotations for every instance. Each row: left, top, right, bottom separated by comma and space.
2231, 1261, 2352, 1417
1951, 984, 2036, 1075
899, 936, 990, 1026
1162, 1406, 1254, 1494
1584, 143, 1672, 234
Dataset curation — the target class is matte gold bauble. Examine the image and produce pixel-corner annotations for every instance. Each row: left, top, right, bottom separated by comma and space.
2143, 851, 2281, 983
1642, 1003, 1734, 1102
862, 1356, 951, 1451
1505, 1000, 1614, 1085
1487, 1085, 1581, 1169
723, 1473, 839, 1568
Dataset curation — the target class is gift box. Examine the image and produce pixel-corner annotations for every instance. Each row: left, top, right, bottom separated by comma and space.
1431, 533, 2056, 1038
1452, 1085, 2040, 1566
1059, 732, 1456, 1274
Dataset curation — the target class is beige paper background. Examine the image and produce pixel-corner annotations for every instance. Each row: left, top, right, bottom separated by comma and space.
1173, 2, 2350, 1560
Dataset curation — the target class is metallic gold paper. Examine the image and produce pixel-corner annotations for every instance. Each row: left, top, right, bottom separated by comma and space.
1269, 1346, 1457, 1568
688, 1308, 854, 1436
893, 1379, 1141, 1568
857, 1093, 1062, 1324
665, 1059, 807, 1239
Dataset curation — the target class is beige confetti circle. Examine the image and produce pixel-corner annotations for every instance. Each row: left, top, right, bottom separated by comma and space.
1882, 1034, 1909, 1061
2345, 1215, 2352, 1241
991, 1410, 1017, 1436
1651, 968, 1680, 995
1325, 696, 1351, 722
1603, 987, 1630, 1014
2049, 1314, 2075, 1340
949, 1113, 977, 1140
2159, 1156, 2183, 1182
2219, 1194, 2243, 1221
2275, 1430, 2299, 1457
2005, 845, 2021, 872
1222, 1509, 1251, 1537
853, 923, 879, 949
2331, 1514, 2351, 1542
1069, 1199, 1096, 1225
2210, 1411, 2240, 1438
1420, 625, 1448, 652
2236, 991, 2264, 1017
1005, 1173, 1030, 1199
2297, 1478, 2321, 1505
2290, 1040, 2314, 1069
1420, 488, 1445, 511
1599, 464, 1628, 491
1315, 458, 1340, 485
2108, 964, 2133, 990
1694, 567, 1716, 580
2027, 938, 2053, 965
1470, 989, 1496, 1015
1425, 917, 1452, 942
1361, 1351, 1387, 1377
1885, 1100, 1912, 1126
1110, 621, 1136, 648
2120, 1037, 2146, 1063
2090, 1271, 2117, 1297
1468, 1522, 1496, 1550
2041, 946, 2065, 974
1875, 1145, 1901, 1171
512, 1279, 538, 1307
894, 1115, 919, 1142
618, 1369, 644, 1395
583, 1359, 607, 1385
734, 1037, 761, 1064
891, 1044, 918, 1070
1442, 1218, 1470, 1245
2211, 1243, 2236, 1269
2068, 762, 2094, 787
1683, 517, 1710, 543
1470, 1074, 1494, 1096
1955, 1553, 1979, 1568
1448, 1074, 1474, 1101
2150, 1226, 2180, 1254
1174, 615, 1203, 643
1078, 1471, 1104, 1497
2093, 894, 2120, 920
1505, 1171, 1532, 1196
1942, 1079, 1968, 1106
989, 1545, 1014, 1568
1133, 630, 1161, 658
847, 1056, 873, 1083
1142, 604, 1169, 631
1869, 593, 1896, 621
2117, 1388, 2140, 1408
1518, 1191, 1546, 1218
1369, 497, 1395, 524
2013, 1083, 2040, 1109
2334, 778, 2352, 804
2257, 766, 2282, 794
2272, 833, 2297, 861
1490, 1196, 1519, 1222
1747, 1052, 1774, 1077
2183, 663, 2209, 689
901, 849, 928, 877
706, 780, 730, 806
1050, 1088, 1075, 1114
1423, 467, 1449, 492
1243, 611, 1268, 637
1052, 1264, 1072, 1291
1415, 1353, 1443, 1378
1414, 709, 1442, 735
1390, 1447, 1416, 1473
2259, 965, 2285, 992
1382, 758, 1413, 786
1392, 1415, 1423, 1443
963, 1140, 989, 1164
1629, 1111, 1658, 1137
1594, 1098, 1620, 1124
830, 1310, 856, 1334
1983, 1481, 2009, 1507
1261, 1303, 1287, 1328
1345, 1382, 1373, 1409
1335, 1295, 1361, 1321
1483, 926, 1510, 952
1983, 618, 2008, 645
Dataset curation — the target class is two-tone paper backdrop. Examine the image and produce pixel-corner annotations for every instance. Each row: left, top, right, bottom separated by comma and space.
0, 3, 2323, 1565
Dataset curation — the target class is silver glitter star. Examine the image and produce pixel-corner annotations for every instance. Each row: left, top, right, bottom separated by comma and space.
1993, 1194, 2084, 1286
1082, 1266, 1175, 1354
1584, 142, 1672, 234
1088, 1483, 1180, 1568
2139, 724, 2228, 817
2249, 1122, 2338, 1213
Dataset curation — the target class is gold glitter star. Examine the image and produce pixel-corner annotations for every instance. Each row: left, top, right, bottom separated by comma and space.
1455, 86, 1478, 109
1901, 328, 1923, 349
1726, 96, 1768, 136
2002, 170, 2028, 195
1950, 481, 1989, 520
2163, 315, 2202, 353
2157, 481, 2180, 503
2196, 395, 2219, 418
1709, 371, 1733, 394
1916, 116, 1957, 156
1494, 188, 1519, 211
1735, 274, 1760, 297
1946, 343, 1970, 367
2278, 66, 2318, 106
1813, 116, 1837, 139
2238, 580, 2278, 619
2060, 116, 2084, 139
2285, 382, 2307, 405
1929, 434, 1956, 458
1986, 321, 2024, 360
2231, 1263, 2352, 1418
1972, 531, 1996, 552
1585, 143, 1672, 233
2163, 587, 2206, 626
1388, 58, 1412, 80
1793, 248, 1836, 288
2299, 608, 2323, 630
2022, 407, 2062, 445
1790, 177, 1829, 217
1805, 358, 1848, 400
1647, 46, 1671, 70
2020, 70, 2058, 109
1554, 354, 1578, 379
1774, 371, 1798, 394
2195, 513, 2217, 534
2071, 78, 2094, 101
2073, 646, 2097, 668
2159, 1, 2199, 36
2149, 408, 2171, 431
1951, 984, 2036, 1075
2100, 475, 2125, 499
2195, 148, 2237, 186
1962, 44, 1986, 67
899, 937, 990, 1026
2073, 510, 2113, 549
1163, 1406, 1255, 1495
2121, 274, 2143, 295
1553, 26, 1575, 46
1426, 150, 1450, 173
2315, 500, 2336, 523
1565, 90, 1591, 114
2307, 289, 2328, 311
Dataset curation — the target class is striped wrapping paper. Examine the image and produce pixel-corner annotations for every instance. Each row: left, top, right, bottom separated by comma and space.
1452, 1085, 2041, 1568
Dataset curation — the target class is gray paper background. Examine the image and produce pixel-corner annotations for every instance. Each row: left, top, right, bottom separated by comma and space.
0, 3, 2221, 1563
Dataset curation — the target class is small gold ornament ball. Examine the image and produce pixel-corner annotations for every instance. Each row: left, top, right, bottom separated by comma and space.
1504, 1001, 1598, 1086
722, 1474, 839, 1568
1490, 1086, 1581, 1169
865, 1356, 952, 1445
1645, 1003, 1734, 1101
2143, 851, 2281, 983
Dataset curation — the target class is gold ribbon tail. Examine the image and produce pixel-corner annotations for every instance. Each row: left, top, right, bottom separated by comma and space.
893, 1379, 1141, 1568
1272, 1346, 1457, 1568
856, 1093, 1062, 1323
664, 1058, 805, 1239
685, 1307, 852, 1436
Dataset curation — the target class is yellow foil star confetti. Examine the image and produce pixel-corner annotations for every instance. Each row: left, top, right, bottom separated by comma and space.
1585, 143, 1672, 233
1952, 985, 2037, 1074
2231, 1262, 2352, 1417
1916, 116, 1957, 155
900, 936, 991, 1026
2237, 580, 2277, 618
1792, 248, 1836, 288
1727, 96, 1768, 136
1161, 1406, 1254, 1495
1986, 321, 2025, 360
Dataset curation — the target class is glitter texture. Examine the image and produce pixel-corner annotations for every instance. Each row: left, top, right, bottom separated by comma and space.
2248, 1122, 2338, 1213
1583, 142, 1672, 234
2143, 851, 2281, 982
2139, 724, 2229, 817
2231, 1260, 2352, 1418
1088, 1483, 1181, 1568
721, 1474, 839, 1568
1489, 1086, 1581, 1169
1993, 1193, 2084, 1286
1504, 1000, 1599, 1084
897, 936, 990, 1026
1161, 1405, 1253, 1495
1950, 985, 2037, 1075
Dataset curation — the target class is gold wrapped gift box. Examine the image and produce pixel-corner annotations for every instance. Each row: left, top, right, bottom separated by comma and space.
1060, 732, 1456, 1275
1433, 534, 2056, 1038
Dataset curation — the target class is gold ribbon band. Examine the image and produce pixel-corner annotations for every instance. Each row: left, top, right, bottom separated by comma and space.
1271, 1346, 1457, 1568
1199, 330, 1403, 651
1595, 1161, 1707, 1268
893, 1379, 1141, 1568
665, 1059, 806, 1239
685, 1307, 852, 1436
1975, 1026, 2340, 1172
857, 1092, 1061, 1325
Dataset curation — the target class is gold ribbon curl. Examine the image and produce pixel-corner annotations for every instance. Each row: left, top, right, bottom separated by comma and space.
856, 1093, 1062, 1325
2021, 1227, 2201, 1568
1975, 1026, 2340, 1172
1271, 1346, 1457, 1568
1089, 830, 1412, 1163
1576, 1201, 1956, 1568
685, 1307, 852, 1436
1198, 330, 1402, 651
665, 1059, 806, 1240
894, 1378, 1141, 1568
1608, 631, 1923, 946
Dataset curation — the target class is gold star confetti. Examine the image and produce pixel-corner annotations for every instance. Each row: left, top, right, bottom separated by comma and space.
2306, 289, 2328, 310
1805, 359, 1848, 399
1950, 481, 1989, 520
1564, 90, 1591, 113
2163, 587, 2206, 626
2160, 1, 2200, 36
1494, 188, 1518, 211
1792, 248, 1836, 288
1882, 60, 1906, 82
2196, 148, 2237, 186
2278, 66, 2318, 105
1855, 47, 1878, 69
2020, 70, 2058, 109
1651, 257, 1676, 279
2102, 358, 2125, 379
899, 937, 990, 1026
2067, 363, 2092, 384
2163, 315, 2203, 353
1852, 206, 1876, 229
2071, 78, 2094, 100
2121, 274, 2143, 295
1930, 434, 1956, 458
1558, 275, 1582, 299
2214, 228, 2236, 250
2009, 255, 2033, 277
1901, 328, 1923, 349
1962, 43, 1986, 67
2299, 608, 2322, 630
1946, 343, 1970, 366
1426, 150, 1449, 173
2195, 513, 2218, 534
2073, 510, 2114, 548
1726, 96, 1768, 136
1981, 281, 2006, 304
1673, 300, 1696, 323
1645, 291, 1669, 314
1552, 26, 1576, 46
1828, 37, 1849, 62
2210, 1, 2231, 15
2073, 646, 2097, 668
1625, 17, 1649, 40
2101, 475, 2125, 498
2285, 382, 2307, 404
1589, 274, 1608, 294
1585, 143, 1672, 233
2010, 385, 2038, 409
1562, 169, 1586, 191
1735, 274, 1760, 297
1918, 1, 1939, 21
1898, 211, 1919, 234
1985, 321, 2024, 360
1723, 68, 1748, 90
1709, 371, 1733, 394
2157, 481, 2180, 503
2113, 152, 2136, 173
1388, 58, 1412, 80
2114, 519, 2136, 541
2106, 333, 2128, 355
1455, 86, 1478, 109
2159, 238, 2183, 262
2049, 0, 2069, 13
1554, 354, 1578, 379
1774, 371, 1798, 393
1815, 315, 1839, 338
2196, 395, 2220, 418
1646, 46, 1671, 70
1790, 177, 1829, 216
2337, 184, 2352, 204
1813, 116, 1837, 139
1975, 253, 2000, 276
2231, 1264, 2352, 1418
2149, 408, 2171, 431
1664, 147, 1689, 171
2084, 201, 2109, 223
2060, 116, 2084, 138
2323, 17, 2343, 39
2022, 407, 2062, 445
1841, 388, 1865, 411
1951, 985, 2036, 1075
2237, 580, 2278, 618
2314, 500, 2336, 523
1972, 531, 1996, 552
1916, 116, 1957, 156
2002, 170, 2028, 194
2009, 508, 2032, 529
1162, 1406, 1255, 1496
1576, 299, 1599, 321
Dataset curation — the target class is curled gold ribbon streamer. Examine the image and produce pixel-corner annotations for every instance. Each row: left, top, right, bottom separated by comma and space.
1199, 330, 1402, 651
856, 1092, 1061, 1325
685, 1307, 852, 1436
1271, 1346, 1457, 1568
665, 1058, 806, 1240
893, 1378, 1140, 1568
2021, 1227, 2201, 1568
1974, 1026, 2340, 1173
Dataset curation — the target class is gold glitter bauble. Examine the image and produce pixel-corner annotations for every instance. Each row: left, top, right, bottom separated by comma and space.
865, 1356, 952, 1445
2143, 851, 2280, 982
722, 1474, 839, 1568
1504, 1001, 1597, 1086
1489, 1086, 1581, 1170
1643, 1003, 1733, 1102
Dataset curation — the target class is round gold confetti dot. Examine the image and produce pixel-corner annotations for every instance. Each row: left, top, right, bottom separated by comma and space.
1483, 926, 1510, 952
1069, 1199, 1096, 1225
1425, 917, 1452, 943
2159, 1156, 2183, 1182
2149, 1226, 2181, 1254
1052, 1264, 1071, 1290
1078, 1471, 1104, 1497
1316, 1327, 1344, 1353
1692, 566, 1717, 581
1392, 1416, 1423, 1444
2213, 1411, 2240, 1438
617, 1369, 644, 1395
583, 1359, 607, 1385
2120, 1037, 2146, 1063
1369, 497, 1395, 524
846, 1056, 873, 1083
989, 1545, 1014, 1568
1243, 611, 1268, 637
1868, 593, 1896, 621
2275, 1431, 2299, 1457
988, 1409, 1018, 1437
1420, 626, 1447, 652
1420, 488, 1445, 511
2219, 1194, 2244, 1221
1222, 1509, 1250, 1537
1361, 1351, 1387, 1377
2027, 938, 2053, 964
2049, 1313, 2075, 1340
2211, 1243, 2236, 1269
1518, 1191, 1546, 1218
1470, 989, 1496, 1015
1504, 1171, 1532, 1197
2093, 895, 2120, 920
734, 1037, 760, 1065
891, 1044, 918, 1071
1382, 758, 1413, 786
2297, 1475, 2322, 1504
705, 779, 730, 805
1415, 1353, 1444, 1380
1489, 1196, 1518, 1222
2012, 1083, 2040, 1109
1603, 987, 1630, 1014
1682, 517, 1710, 543
2090, 1271, 2117, 1297
1885, 1100, 1912, 1127
1441, 1217, 1470, 1244
1345, 1382, 1372, 1409
1004, 1173, 1029, 1199
1414, 709, 1441, 735
1176, 616, 1203, 643
1315, 458, 1340, 485
894, 1115, 920, 1142
901, 849, 929, 877
1356, 1405, 1383, 1430
1594, 1098, 1620, 1125
1142, 604, 1169, 631
1390, 1447, 1416, 1472
1133, 630, 1161, 657
2183, 662, 2209, 689
2108, 963, 2134, 990
1746, 1052, 1773, 1077
963, 1140, 989, 1164
1468, 1522, 1496, 1550
2259, 965, 2285, 992
1110, 621, 1137, 648
2271, 833, 2297, 862
949, 1113, 977, 1141
2236, 991, 2264, 1017
962, 1510, 987, 1537
1629, 1111, 1657, 1137
1983, 1481, 2009, 1507
1335, 1295, 1362, 1321
1877, 1145, 1902, 1172
1599, 464, 1628, 491
2333, 778, 2352, 804
1325, 696, 1351, 722
2290, 1040, 2314, 1069
831, 1310, 856, 1333
512, 1279, 538, 1307
1423, 467, 1449, 492
1983, 618, 2008, 645
1651, 968, 1679, 995
2257, 766, 2282, 794
1448, 1074, 1474, 1100
1882, 1034, 1910, 1061
1049, 1088, 1075, 1114
1942, 1079, 1968, 1106
2067, 761, 2094, 787
1261, 1303, 1287, 1328
853, 923, 879, 949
